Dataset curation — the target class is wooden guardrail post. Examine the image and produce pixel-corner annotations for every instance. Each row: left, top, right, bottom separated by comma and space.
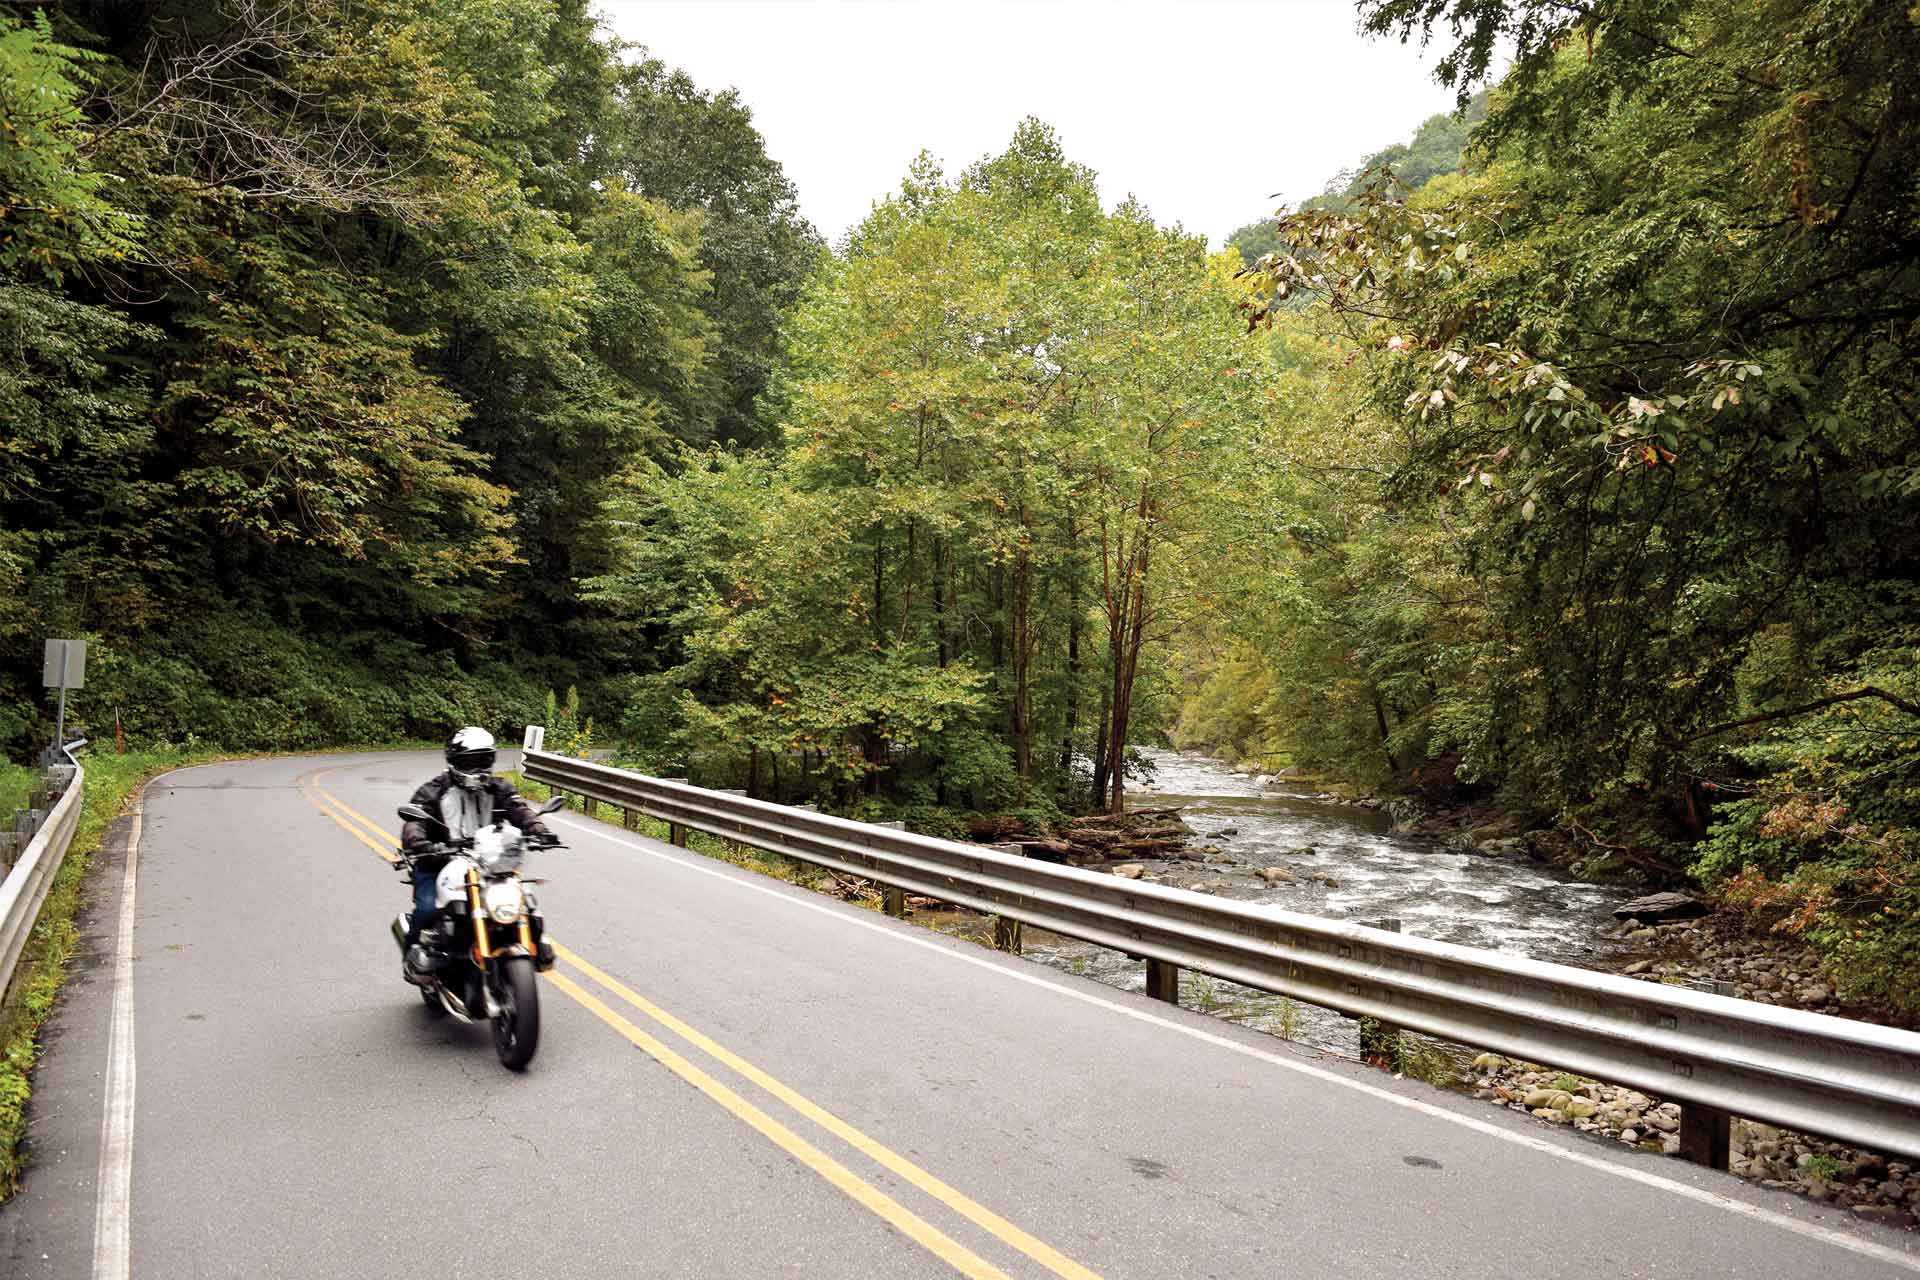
1357, 918, 1404, 1069
1146, 959, 1179, 1004
1678, 978, 1735, 1169
1680, 1104, 1732, 1169
875, 821, 907, 916
661, 779, 689, 846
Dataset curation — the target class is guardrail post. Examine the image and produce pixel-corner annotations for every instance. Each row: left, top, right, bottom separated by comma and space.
1146, 959, 1179, 1004
1357, 918, 1404, 1069
992, 916, 1023, 954
1676, 978, 1735, 1169
622, 807, 638, 830
660, 779, 689, 847
874, 822, 907, 916
1679, 1105, 1732, 1169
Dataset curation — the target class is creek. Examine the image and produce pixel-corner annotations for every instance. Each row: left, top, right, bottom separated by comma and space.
1022, 748, 1639, 1057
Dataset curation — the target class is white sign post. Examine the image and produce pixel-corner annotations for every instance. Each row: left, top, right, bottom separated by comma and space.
42, 639, 87, 754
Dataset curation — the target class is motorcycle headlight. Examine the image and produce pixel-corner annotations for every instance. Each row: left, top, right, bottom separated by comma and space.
483, 881, 524, 925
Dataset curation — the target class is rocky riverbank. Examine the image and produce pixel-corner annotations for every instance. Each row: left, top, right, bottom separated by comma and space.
1199, 759, 1916, 1225
1464, 1048, 1917, 1228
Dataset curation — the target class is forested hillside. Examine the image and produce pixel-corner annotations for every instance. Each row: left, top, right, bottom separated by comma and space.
5, 0, 1916, 1005
1223, 92, 1486, 262
0, 1, 818, 752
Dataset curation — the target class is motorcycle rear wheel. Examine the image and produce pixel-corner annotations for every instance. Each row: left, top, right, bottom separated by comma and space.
491, 956, 540, 1070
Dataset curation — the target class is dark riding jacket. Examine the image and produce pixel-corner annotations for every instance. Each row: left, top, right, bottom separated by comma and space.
400, 771, 550, 871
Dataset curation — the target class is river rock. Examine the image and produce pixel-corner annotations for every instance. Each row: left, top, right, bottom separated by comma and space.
1622, 960, 1653, 975
1111, 863, 1145, 880
1477, 837, 1529, 858
1619, 1128, 1640, 1144
1256, 867, 1295, 884
1611, 892, 1708, 922
1524, 1088, 1573, 1110
1215, 827, 1239, 838
1564, 1098, 1599, 1119
1385, 797, 1426, 833
1291, 845, 1318, 856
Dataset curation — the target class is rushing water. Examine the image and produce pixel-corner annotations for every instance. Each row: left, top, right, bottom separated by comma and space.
1022, 748, 1638, 1056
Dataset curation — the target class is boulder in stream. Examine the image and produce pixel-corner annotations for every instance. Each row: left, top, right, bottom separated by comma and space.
1611, 892, 1708, 922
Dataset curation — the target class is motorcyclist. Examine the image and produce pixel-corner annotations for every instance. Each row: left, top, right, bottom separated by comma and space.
400, 727, 554, 978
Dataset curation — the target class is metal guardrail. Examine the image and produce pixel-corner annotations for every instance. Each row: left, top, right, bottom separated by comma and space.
523, 749, 1920, 1163
0, 744, 86, 1004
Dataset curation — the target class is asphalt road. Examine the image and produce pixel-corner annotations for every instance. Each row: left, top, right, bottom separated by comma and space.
3, 751, 1918, 1278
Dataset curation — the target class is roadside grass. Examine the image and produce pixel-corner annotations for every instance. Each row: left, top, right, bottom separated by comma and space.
0, 739, 442, 1202
0, 762, 33, 821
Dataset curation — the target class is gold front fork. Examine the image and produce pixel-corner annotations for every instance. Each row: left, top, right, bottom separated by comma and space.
468, 866, 492, 966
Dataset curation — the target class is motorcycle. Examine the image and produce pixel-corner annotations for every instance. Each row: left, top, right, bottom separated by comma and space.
391, 796, 566, 1070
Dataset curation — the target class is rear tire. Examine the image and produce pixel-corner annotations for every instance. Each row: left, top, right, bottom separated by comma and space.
492, 956, 540, 1070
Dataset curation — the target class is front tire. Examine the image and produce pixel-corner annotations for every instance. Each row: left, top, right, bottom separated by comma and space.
492, 956, 540, 1070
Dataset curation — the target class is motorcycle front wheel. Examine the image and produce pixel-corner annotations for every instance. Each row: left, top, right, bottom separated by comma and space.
491, 955, 540, 1071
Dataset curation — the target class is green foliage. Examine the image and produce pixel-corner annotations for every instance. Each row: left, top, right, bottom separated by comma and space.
0, 1, 818, 763
0, 12, 142, 278
592, 123, 1282, 813
1217, 0, 1920, 1006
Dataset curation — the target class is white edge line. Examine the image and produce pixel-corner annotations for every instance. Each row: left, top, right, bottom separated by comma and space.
91, 774, 168, 1280
554, 812, 1920, 1275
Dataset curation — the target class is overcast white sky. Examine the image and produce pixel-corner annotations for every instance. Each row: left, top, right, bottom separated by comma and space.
597, 0, 1467, 248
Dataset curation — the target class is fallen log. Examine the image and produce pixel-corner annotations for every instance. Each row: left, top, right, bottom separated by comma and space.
1109, 838, 1185, 857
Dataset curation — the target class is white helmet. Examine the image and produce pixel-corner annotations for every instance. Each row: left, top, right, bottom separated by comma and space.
445, 727, 496, 788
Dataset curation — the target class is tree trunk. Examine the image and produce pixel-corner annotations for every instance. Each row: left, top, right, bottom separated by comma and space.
933, 537, 949, 669
1372, 693, 1399, 776
748, 744, 761, 800
1059, 557, 1082, 805
1106, 502, 1152, 815
1012, 523, 1034, 796
1091, 678, 1112, 810
873, 535, 886, 646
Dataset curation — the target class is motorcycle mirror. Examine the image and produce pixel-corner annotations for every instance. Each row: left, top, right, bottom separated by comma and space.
397, 803, 433, 823
538, 795, 567, 815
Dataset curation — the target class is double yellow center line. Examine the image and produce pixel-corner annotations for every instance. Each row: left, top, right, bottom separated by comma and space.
300, 765, 1100, 1280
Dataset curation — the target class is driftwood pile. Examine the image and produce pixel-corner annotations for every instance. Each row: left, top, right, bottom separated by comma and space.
968, 808, 1196, 865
